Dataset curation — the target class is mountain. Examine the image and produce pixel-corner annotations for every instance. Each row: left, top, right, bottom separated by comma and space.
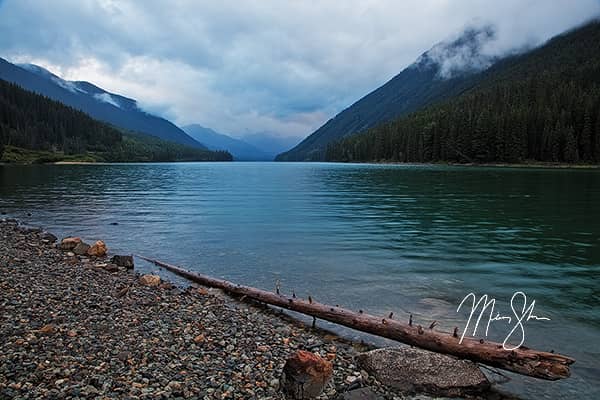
243, 133, 302, 160
0, 78, 232, 163
0, 58, 206, 149
325, 21, 600, 164
276, 26, 498, 161
182, 124, 271, 161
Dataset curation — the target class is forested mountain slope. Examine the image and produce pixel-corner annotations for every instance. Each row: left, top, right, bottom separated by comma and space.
0, 79, 231, 163
276, 27, 496, 161
0, 58, 207, 149
325, 21, 600, 164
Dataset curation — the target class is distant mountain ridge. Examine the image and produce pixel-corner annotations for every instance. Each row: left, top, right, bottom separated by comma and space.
182, 124, 271, 161
276, 26, 498, 161
241, 133, 301, 160
0, 58, 206, 149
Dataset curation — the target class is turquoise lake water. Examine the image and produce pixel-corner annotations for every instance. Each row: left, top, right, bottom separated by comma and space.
1, 162, 599, 399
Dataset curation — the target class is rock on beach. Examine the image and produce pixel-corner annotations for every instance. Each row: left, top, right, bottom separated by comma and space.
72, 241, 91, 255
139, 274, 161, 286
60, 236, 81, 250
357, 347, 490, 397
41, 232, 57, 243
281, 350, 333, 399
111, 255, 134, 269
87, 240, 107, 257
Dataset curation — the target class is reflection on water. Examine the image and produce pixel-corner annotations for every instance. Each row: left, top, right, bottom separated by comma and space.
1, 162, 599, 399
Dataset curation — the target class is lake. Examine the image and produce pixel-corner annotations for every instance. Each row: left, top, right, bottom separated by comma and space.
1, 162, 598, 399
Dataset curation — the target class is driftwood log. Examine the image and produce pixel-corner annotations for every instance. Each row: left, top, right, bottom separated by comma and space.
137, 255, 574, 380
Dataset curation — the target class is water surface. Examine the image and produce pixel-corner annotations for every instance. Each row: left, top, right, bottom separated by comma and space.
1, 162, 598, 399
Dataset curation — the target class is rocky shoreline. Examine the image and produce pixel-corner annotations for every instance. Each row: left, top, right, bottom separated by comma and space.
1, 219, 503, 400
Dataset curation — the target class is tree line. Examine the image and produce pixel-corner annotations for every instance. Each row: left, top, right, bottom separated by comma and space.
0, 78, 122, 158
326, 78, 600, 164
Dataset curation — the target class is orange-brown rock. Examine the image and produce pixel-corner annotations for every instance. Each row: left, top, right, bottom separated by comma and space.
38, 324, 56, 334
281, 350, 333, 399
60, 237, 81, 250
87, 240, 107, 257
159, 282, 174, 290
139, 274, 161, 287
193, 334, 205, 343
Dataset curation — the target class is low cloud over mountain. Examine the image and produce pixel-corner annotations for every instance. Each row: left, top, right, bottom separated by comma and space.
1, 1, 598, 140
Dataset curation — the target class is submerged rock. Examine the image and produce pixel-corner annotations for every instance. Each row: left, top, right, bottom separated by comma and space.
281, 350, 333, 399
356, 347, 490, 397
60, 237, 81, 250
111, 255, 134, 269
87, 240, 107, 257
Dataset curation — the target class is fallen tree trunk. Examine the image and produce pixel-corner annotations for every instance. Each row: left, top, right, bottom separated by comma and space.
137, 255, 574, 380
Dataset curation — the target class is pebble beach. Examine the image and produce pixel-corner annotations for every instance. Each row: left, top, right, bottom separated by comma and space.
0, 219, 423, 400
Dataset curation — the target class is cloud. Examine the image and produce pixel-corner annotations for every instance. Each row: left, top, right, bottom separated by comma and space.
417, 25, 496, 79
1, 0, 599, 138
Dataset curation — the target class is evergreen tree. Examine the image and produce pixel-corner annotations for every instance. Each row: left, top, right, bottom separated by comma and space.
580, 107, 593, 161
563, 126, 579, 163
0, 124, 5, 160
595, 107, 600, 162
472, 112, 488, 161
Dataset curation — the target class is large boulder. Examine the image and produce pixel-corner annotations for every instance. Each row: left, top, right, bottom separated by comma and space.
87, 240, 107, 257
111, 255, 134, 269
281, 350, 333, 399
139, 274, 161, 287
356, 347, 490, 398
60, 237, 81, 250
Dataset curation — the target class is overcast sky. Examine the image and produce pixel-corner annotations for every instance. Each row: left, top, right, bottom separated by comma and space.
1, 0, 599, 139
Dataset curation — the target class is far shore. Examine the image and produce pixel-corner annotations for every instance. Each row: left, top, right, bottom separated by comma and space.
333, 160, 600, 170
0, 159, 597, 169
53, 161, 99, 165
